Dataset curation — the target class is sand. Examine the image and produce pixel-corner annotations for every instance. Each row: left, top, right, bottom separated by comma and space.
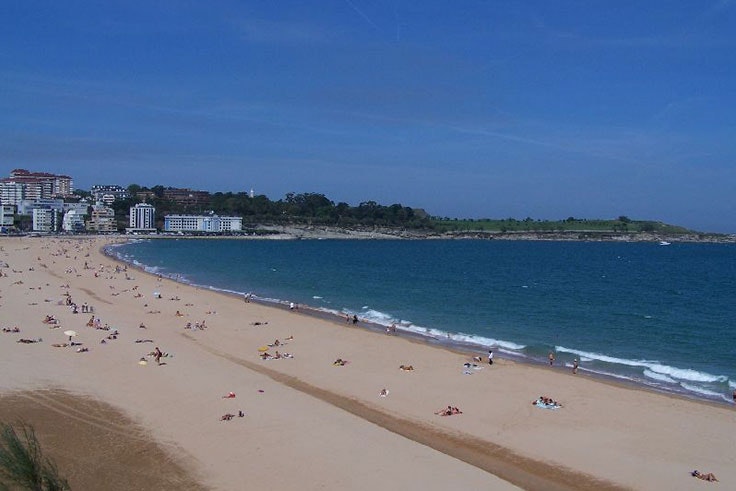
0, 236, 733, 491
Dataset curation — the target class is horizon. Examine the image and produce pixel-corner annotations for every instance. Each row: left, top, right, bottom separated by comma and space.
2, 2, 735, 233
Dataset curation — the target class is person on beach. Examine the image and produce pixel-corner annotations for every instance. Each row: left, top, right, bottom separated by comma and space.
691, 470, 718, 482
153, 347, 163, 365
548, 352, 555, 366
733, 389, 736, 404
352, 315, 358, 325
572, 358, 579, 374
488, 349, 494, 365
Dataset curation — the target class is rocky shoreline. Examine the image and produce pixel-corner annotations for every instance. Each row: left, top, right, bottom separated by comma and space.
254, 225, 736, 243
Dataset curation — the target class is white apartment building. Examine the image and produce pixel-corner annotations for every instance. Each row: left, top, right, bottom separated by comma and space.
62, 209, 86, 233
128, 203, 156, 233
0, 205, 14, 229
32, 208, 60, 233
164, 214, 242, 233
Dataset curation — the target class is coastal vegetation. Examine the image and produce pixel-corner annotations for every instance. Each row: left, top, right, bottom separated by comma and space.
100, 186, 699, 236
0, 422, 69, 491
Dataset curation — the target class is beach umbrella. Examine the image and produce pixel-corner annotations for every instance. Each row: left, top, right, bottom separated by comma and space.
63, 330, 77, 342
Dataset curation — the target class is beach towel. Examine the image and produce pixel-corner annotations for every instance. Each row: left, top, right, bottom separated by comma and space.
534, 400, 561, 410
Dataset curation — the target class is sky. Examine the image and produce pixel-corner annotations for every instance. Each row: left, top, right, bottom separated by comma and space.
1, 1, 735, 232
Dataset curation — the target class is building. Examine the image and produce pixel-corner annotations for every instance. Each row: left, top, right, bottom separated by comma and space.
0, 205, 14, 229
63, 201, 91, 216
128, 203, 156, 233
87, 205, 116, 233
162, 188, 211, 208
0, 169, 74, 206
164, 214, 242, 233
32, 208, 60, 233
62, 209, 87, 233
90, 185, 130, 204
17, 199, 64, 216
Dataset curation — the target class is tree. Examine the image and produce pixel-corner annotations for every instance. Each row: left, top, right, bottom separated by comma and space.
0, 421, 70, 491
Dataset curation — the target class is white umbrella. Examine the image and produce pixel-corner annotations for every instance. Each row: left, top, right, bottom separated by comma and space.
63, 330, 77, 342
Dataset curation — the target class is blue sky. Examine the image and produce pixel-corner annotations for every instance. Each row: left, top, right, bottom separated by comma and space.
1, 1, 735, 232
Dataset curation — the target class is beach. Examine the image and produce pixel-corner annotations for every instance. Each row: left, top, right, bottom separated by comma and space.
1, 236, 734, 490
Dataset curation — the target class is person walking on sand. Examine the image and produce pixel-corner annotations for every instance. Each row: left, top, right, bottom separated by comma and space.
153, 347, 163, 365
572, 358, 579, 374
488, 349, 494, 365
548, 352, 555, 366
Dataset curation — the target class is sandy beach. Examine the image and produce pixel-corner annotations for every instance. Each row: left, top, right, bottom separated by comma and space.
1, 236, 734, 490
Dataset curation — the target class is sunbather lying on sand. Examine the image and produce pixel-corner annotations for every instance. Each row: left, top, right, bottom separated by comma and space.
399, 364, 414, 371
51, 343, 68, 347
17, 338, 41, 344
333, 358, 348, 366
2, 327, 20, 333
533, 396, 563, 408
434, 406, 462, 416
692, 470, 718, 482
221, 413, 235, 421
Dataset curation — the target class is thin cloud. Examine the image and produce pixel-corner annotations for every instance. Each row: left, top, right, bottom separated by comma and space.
344, 0, 381, 31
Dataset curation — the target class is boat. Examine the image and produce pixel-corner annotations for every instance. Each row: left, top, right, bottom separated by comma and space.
659, 241, 671, 246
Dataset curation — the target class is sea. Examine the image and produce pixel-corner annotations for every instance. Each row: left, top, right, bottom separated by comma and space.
108, 238, 736, 404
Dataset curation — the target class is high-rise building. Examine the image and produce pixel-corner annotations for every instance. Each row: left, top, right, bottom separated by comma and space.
128, 203, 156, 233
1, 169, 74, 206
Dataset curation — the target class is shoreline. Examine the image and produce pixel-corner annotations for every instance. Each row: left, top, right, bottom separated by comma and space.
105, 239, 735, 408
2, 236, 734, 490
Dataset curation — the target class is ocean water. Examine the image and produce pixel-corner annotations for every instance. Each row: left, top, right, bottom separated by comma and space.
109, 239, 736, 404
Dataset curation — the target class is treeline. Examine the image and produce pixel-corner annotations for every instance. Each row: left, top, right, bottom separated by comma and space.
100, 187, 432, 230
74, 185, 695, 234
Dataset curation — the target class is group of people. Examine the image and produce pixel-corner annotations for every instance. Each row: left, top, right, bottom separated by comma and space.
2, 326, 20, 333
533, 396, 563, 408
435, 406, 463, 416
261, 350, 293, 360
184, 320, 207, 330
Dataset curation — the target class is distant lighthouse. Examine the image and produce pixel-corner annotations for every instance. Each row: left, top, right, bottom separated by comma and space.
249, 188, 254, 198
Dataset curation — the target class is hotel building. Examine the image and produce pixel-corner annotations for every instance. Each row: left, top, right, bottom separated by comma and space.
164, 214, 242, 233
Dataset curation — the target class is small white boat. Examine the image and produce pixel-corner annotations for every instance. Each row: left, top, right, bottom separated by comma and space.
659, 241, 671, 246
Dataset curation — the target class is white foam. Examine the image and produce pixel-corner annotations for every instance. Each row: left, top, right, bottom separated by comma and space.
556, 346, 728, 384
643, 369, 677, 384
647, 365, 727, 384
680, 383, 733, 402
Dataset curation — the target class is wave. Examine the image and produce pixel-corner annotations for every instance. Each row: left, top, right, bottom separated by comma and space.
643, 369, 677, 384
680, 383, 734, 402
556, 346, 728, 384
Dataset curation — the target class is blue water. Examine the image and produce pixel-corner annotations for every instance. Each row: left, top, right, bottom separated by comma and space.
109, 239, 736, 404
